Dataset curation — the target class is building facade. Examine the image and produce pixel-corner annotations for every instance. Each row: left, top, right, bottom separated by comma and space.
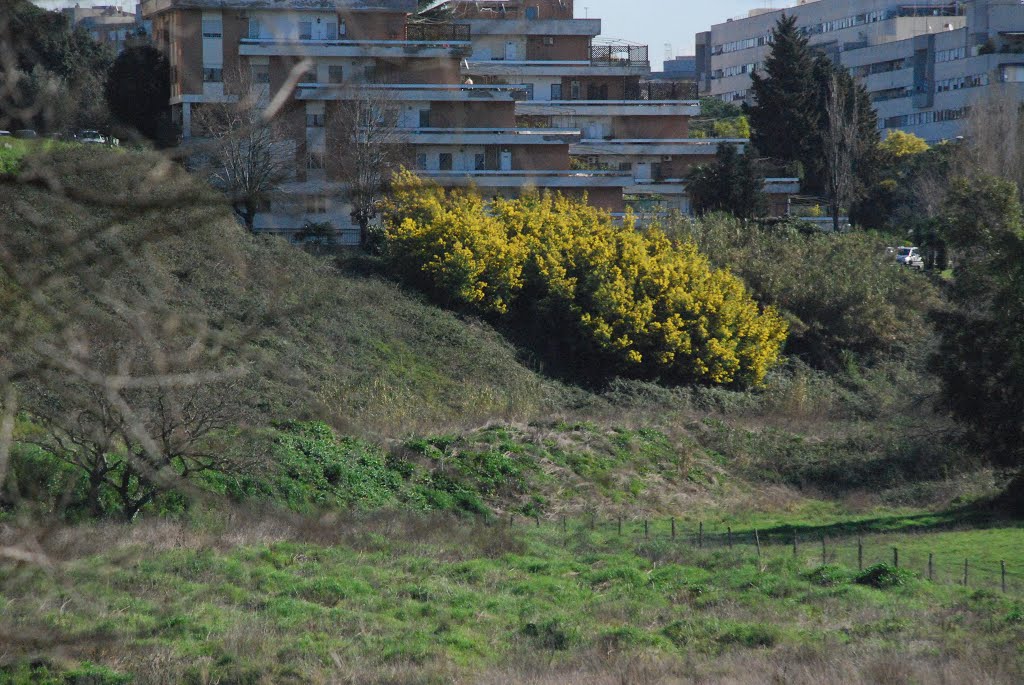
141, 0, 781, 242
63, 4, 146, 53
425, 0, 751, 215
699, 0, 1024, 142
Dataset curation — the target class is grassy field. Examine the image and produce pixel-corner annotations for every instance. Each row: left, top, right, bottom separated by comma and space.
2, 142, 1022, 684
1, 511, 1022, 684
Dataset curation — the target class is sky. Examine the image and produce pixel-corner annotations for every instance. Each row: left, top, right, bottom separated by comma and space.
33, 0, 799, 70
580, 0, 798, 69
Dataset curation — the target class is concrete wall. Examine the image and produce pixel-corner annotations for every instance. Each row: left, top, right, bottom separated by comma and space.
560, 186, 624, 212
431, 101, 516, 128
512, 144, 569, 170
612, 115, 688, 139
526, 35, 589, 61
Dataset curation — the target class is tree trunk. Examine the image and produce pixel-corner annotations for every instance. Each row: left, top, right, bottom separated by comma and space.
832, 201, 841, 233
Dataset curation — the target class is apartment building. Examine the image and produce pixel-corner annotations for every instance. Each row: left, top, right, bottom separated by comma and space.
63, 4, 145, 53
421, 0, 754, 215
698, 0, 966, 104
141, 0, 782, 241
699, 0, 1024, 142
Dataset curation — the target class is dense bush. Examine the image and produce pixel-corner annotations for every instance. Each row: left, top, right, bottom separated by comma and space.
666, 215, 940, 368
383, 173, 788, 388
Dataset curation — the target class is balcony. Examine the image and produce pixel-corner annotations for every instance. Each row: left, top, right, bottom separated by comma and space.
516, 100, 700, 117
419, 169, 634, 188
405, 23, 471, 42
295, 82, 521, 102
573, 139, 748, 157
239, 37, 471, 59
400, 127, 580, 145
462, 59, 649, 78
590, 44, 649, 68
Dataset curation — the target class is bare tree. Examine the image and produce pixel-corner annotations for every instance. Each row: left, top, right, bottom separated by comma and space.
192, 70, 296, 232
328, 86, 409, 248
823, 72, 859, 233
962, 88, 1024, 195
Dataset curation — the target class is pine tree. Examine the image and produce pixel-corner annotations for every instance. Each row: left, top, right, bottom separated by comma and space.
746, 15, 818, 171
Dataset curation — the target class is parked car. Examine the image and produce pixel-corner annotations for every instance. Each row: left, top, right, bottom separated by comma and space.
895, 246, 924, 269
77, 130, 106, 144
0, 130, 10, 137
14, 129, 38, 139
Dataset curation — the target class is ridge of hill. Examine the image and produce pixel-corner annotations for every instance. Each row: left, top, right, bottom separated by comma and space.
0, 147, 554, 436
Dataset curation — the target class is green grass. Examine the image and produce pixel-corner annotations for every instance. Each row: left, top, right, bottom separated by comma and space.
1, 514, 1021, 683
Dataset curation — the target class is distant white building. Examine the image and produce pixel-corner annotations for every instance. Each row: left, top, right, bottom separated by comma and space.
697, 0, 1024, 141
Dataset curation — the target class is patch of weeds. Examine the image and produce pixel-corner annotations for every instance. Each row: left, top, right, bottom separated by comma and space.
805, 564, 851, 587
520, 618, 577, 650
854, 563, 917, 589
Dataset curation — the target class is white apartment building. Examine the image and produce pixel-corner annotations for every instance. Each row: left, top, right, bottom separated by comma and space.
699, 0, 1024, 142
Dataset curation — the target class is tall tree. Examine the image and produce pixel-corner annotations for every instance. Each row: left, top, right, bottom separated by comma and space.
0, 0, 112, 131
105, 45, 172, 145
192, 72, 294, 232
687, 143, 767, 220
746, 15, 818, 175
327, 87, 409, 249
932, 175, 1024, 491
822, 72, 859, 232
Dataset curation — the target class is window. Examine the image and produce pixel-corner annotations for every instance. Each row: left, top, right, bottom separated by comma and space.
325, 22, 338, 40
307, 152, 325, 170
307, 113, 325, 127
328, 65, 344, 83
543, 36, 555, 46
525, 6, 539, 19
202, 20, 222, 38
251, 64, 270, 84
475, 154, 486, 170
419, 109, 431, 127
203, 67, 223, 82
248, 19, 261, 40
550, 83, 562, 100
439, 153, 453, 170
416, 153, 427, 170
304, 196, 328, 214
299, 21, 312, 40
570, 80, 580, 99
339, 18, 347, 36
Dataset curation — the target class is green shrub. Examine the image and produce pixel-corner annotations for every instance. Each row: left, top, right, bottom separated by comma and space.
520, 618, 577, 650
854, 563, 917, 589
665, 215, 940, 369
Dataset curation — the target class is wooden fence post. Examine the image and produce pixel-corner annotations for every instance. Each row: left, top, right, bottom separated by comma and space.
535, 514, 540, 528
644, 519, 649, 539
928, 553, 933, 581
698, 522, 704, 549
963, 558, 969, 586
822, 536, 827, 565
858, 537, 863, 571
509, 513, 514, 527
754, 529, 762, 563
1002, 561, 1007, 594
792, 531, 798, 557
727, 527, 733, 549
617, 516, 622, 536
671, 517, 676, 540
562, 516, 567, 534
893, 547, 899, 568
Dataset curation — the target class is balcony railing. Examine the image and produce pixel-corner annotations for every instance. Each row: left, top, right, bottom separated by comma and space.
406, 23, 471, 42
590, 44, 649, 67
624, 81, 698, 101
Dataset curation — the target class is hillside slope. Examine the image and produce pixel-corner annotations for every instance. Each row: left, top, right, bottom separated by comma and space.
0, 147, 552, 435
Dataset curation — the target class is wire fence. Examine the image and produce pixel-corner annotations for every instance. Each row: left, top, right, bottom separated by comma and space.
503, 514, 1024, 596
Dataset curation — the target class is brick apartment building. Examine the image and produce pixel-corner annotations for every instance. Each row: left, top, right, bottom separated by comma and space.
142, 0, 780, 242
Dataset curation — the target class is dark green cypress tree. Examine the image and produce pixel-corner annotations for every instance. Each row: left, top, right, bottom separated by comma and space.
746, 15, 818, 172
688, 143, 766, 219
